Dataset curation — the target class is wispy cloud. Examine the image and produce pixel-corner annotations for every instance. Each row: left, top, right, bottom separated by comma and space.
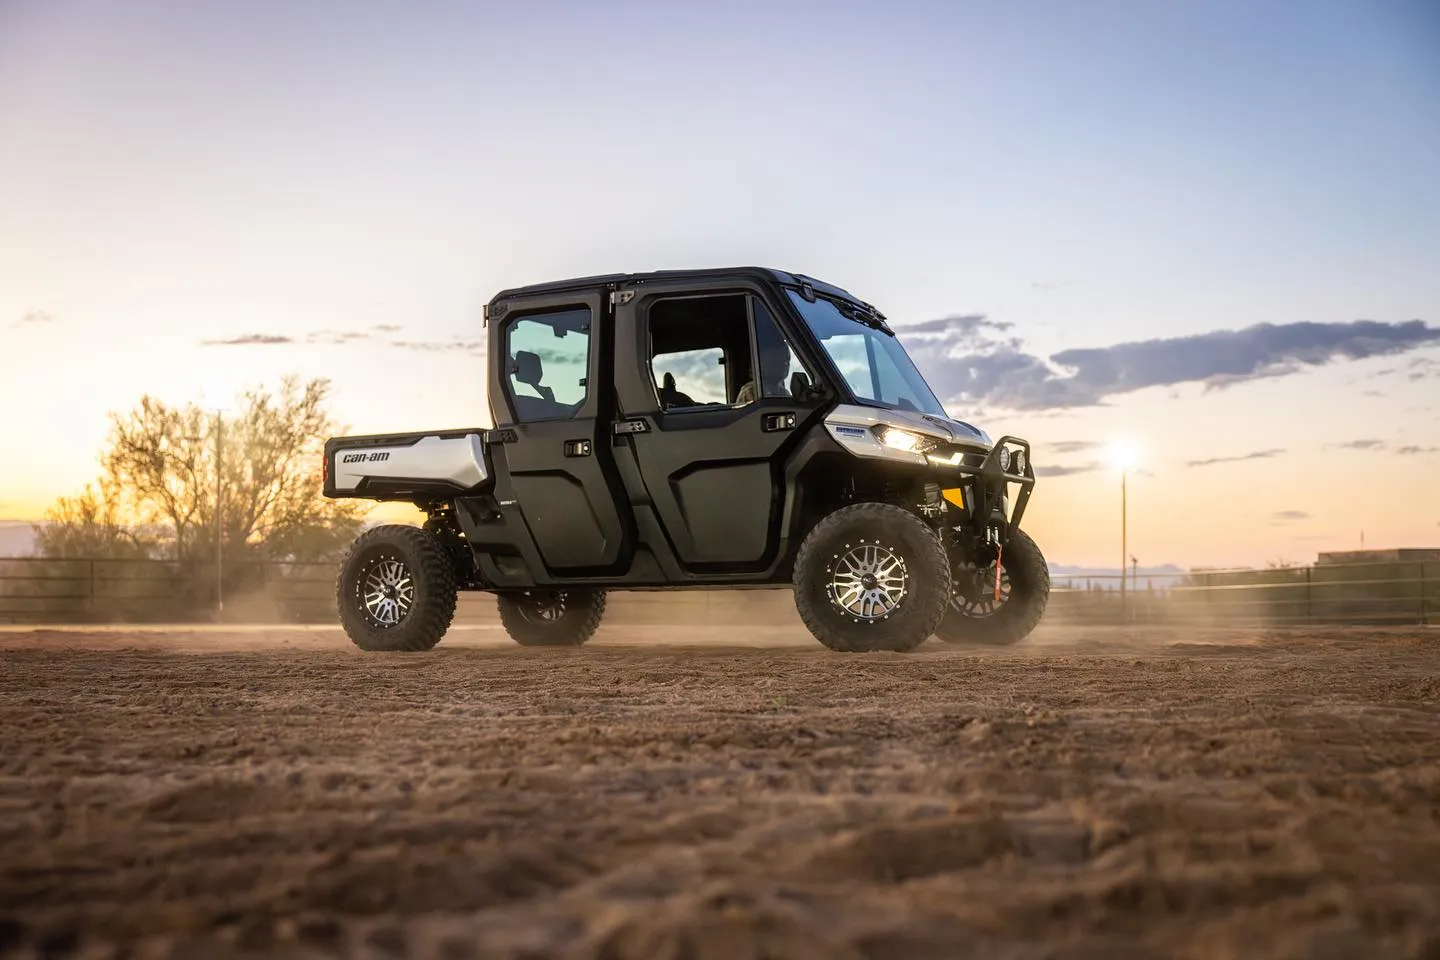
1186, 448, 1286, 468
1325, 438, 1438, 455
371, 324, 402, 333
1048, 440, 1103, 454
12, 310, 55, 327
201, 333, 295, 346
1270, 510, 1310, 522
1035, 461, 1104, 478
200, 329, 484, 354
391, 339, 486, 353
902, 315, 1440, 412
307, 330, 371, 345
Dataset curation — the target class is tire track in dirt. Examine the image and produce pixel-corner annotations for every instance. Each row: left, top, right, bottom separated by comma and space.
0, 626, 1438, 958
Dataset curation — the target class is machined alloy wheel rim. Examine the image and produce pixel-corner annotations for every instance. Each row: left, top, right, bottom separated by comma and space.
826, 539, 910, 621
358, 553, 415, 627
952, 562, 1011, 618
516, 592, 568, 624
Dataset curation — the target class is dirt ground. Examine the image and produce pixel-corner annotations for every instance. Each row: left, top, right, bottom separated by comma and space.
1, 622, 1438, 960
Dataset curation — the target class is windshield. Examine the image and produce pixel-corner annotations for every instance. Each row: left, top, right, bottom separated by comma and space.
785, 289, 948, 418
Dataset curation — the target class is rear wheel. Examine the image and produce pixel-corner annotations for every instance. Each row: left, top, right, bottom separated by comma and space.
933, 527, 1049, 646
336, 524, 458, 651
497, 589, 606, 647
792, 502, 951, 652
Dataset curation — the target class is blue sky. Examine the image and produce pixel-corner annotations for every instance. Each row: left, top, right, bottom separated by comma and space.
2, 0, 1437, 567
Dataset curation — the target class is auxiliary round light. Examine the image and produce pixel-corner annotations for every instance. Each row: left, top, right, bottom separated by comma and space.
1014, 449, 1027, 474
998, 446, 1011, 471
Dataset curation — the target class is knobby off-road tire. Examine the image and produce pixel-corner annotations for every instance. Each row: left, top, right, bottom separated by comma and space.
934, 527, 1050, 647
336, 524, 458, 652
792, 502, 951, 652
497, 589, 606, 647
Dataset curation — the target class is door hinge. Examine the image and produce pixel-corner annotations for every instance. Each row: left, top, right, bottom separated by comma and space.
613, 418, 649, 435
485, 428, 518, 443
563, 439, 592, 457
609, 290, 635, 307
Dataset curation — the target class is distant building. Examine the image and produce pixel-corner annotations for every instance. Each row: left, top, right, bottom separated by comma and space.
1317, 548, 1440, 565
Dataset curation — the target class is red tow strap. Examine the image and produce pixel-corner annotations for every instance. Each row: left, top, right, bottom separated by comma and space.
994, 541, 1004, 602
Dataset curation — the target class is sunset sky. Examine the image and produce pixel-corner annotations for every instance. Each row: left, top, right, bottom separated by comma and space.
2, 0, 1438, 570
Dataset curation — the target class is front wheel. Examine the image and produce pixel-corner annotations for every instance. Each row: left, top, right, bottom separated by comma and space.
497, 589, 606, 647
792, 502, 951, 652
933, 527, 1050, 646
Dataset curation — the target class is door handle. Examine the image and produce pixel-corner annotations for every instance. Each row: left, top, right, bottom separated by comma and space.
613, 418, 650, 435
763, 412, 798, 432
563, 439, 592, 457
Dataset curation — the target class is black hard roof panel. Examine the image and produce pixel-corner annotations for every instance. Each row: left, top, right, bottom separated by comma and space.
489, 266, 858, 305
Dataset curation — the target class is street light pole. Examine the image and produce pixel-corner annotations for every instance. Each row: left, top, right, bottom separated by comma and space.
1120, 467, 1127, 618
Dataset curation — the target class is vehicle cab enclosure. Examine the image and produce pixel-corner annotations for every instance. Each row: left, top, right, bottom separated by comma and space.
323, 266, 1047, 653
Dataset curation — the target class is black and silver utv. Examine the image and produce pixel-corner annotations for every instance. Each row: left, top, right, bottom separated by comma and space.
323, 267, 1049, 653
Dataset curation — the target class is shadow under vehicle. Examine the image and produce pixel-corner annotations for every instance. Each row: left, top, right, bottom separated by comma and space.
322, 267, 1048, 652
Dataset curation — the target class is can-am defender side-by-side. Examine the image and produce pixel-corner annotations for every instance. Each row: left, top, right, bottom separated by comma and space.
322, 267, 1049, 653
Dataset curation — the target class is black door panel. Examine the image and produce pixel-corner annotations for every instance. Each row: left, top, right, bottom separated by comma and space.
487, 292, 633, 577
672, 460, 773, 563
503, 450, 613, 569
609, 279, 828, 577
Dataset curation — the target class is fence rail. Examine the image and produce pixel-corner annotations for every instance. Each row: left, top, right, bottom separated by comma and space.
0, 556, 1433, 627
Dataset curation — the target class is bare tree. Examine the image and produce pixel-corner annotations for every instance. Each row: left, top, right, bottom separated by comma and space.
38, 375, 365, 564
33, 477, 158, 559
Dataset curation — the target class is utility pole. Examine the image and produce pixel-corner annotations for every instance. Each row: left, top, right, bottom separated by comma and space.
216, 410, 224, 619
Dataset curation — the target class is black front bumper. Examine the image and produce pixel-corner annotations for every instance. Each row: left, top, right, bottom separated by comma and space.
928, 435, 1036, 537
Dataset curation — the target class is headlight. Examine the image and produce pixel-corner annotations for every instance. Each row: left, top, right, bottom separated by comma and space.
873, 425, 941, 455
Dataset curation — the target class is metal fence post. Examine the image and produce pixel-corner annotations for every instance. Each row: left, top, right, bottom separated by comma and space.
1305, 566, 1312, 624
1421, 562, 1428, 627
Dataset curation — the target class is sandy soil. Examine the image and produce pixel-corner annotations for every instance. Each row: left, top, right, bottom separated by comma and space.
1, 622, 1439, 959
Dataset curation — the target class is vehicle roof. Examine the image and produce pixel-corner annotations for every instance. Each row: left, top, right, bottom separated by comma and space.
489, 266, 861, 305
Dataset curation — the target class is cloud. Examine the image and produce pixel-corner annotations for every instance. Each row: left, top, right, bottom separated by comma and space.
1270, 510, 1310, 522
14, 310, 54, 326
900, 315, 1440, 412
200, 333, 295, 346
1048, 440, 1103, 454
306, 330, 370, 345
1185, 448, 1286, 468
199, 329, 484, 354
1326, 439, 1438, 455
1035, 461, 1104, 478
391, 339, 485, 352
371, 324, 402, 333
